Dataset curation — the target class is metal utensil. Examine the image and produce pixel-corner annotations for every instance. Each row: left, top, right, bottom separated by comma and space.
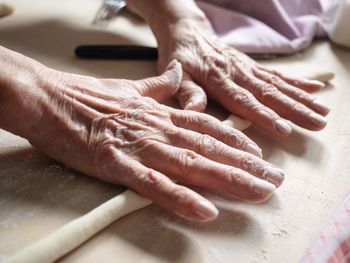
92, 0, 126, 26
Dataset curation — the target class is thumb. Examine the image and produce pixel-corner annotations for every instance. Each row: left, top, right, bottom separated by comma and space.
133, 60, 182, 101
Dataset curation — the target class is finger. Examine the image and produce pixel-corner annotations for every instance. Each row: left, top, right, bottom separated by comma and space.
242, 75, 327, 131
175, 71, 207, 112
133, 59, 183, 101
209, 79, 292, 136
138, 141, 276, 203
253, 68, 330, 116
168, 109, 262, 157
101, 148, 218, 222
257, 66, 325, 93
166, 127, 284, 187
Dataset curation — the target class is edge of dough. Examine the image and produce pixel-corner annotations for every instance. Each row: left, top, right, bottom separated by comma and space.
5, 190, 152, 263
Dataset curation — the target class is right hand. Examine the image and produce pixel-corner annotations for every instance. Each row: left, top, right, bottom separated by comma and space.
156, 19, 330, 136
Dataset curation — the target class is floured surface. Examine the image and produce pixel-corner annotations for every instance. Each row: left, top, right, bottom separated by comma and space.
5, 116, 248, 263
1, 1, 350, 262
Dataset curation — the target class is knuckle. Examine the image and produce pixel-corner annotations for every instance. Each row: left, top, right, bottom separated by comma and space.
252, 105, 275, 120
259, 84, 279, 101
207, 61, 230, 81
228, 89, 254, 106
140, 169, 165, 193
182, 111, 201, 124
170, 186, 189, 204
287, 102, 314, 121
178, 150, 203, 170
195, 112, 212, 125
213, 62, 231, 77
221, 119, 247, 147
295, 89, 312, 102
198, 134, 218, 155
292, 79, 302, 86
269, 75, 280, 84
290, 101, 308, 114
228, 131, 245, 147
227, 169, 243, 185
239, 155, 258, 172
226, 169, 251, 195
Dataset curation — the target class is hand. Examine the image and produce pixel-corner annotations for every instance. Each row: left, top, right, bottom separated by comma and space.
4, 55, 284, 222
156, 19, 330, 136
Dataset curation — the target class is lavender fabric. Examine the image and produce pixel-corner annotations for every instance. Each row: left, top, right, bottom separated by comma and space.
196, 0, 341, 54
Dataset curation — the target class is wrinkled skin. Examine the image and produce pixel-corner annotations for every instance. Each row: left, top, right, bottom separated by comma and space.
156, 19, 330, 136
0, 50, 285, 222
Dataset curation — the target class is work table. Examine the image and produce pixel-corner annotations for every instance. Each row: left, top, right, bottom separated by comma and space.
1, 0, 350, 262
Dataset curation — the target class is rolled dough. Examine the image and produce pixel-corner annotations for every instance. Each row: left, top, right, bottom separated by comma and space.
222, 114, 252, 131
5, 71, 334, 263
6, 190, 152, 263
304, 71, 335, 84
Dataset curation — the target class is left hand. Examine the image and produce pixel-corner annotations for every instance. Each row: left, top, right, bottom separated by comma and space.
156, 19, 330, 136
0, 45, 283, 221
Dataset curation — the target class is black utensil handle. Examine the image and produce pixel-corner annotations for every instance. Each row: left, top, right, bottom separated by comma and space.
75, 45, 158, 60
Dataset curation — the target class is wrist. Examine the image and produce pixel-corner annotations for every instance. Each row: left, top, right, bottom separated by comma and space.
0, 46, 54, 139
154, 17, 215, 72
126, 0, 212, 46
127, 0, 207, 22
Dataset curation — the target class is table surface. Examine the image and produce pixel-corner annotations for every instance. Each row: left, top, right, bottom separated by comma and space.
1, 0, 350, 262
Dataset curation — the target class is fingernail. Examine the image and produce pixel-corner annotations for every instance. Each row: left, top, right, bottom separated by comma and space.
310, 112, 327, 127
275, 119, 292, 134
310, 80, 326, 88
193, 199, 219, 221
245, 143, 263, 158
263, 166, 285, 187
313, 99, 330, 115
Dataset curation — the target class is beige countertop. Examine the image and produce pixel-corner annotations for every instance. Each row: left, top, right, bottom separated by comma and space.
1, 0, 350, 262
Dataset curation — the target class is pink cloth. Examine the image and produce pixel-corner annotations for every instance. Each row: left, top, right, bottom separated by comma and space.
301, 193, 350, 263
197, 0, 340, 54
